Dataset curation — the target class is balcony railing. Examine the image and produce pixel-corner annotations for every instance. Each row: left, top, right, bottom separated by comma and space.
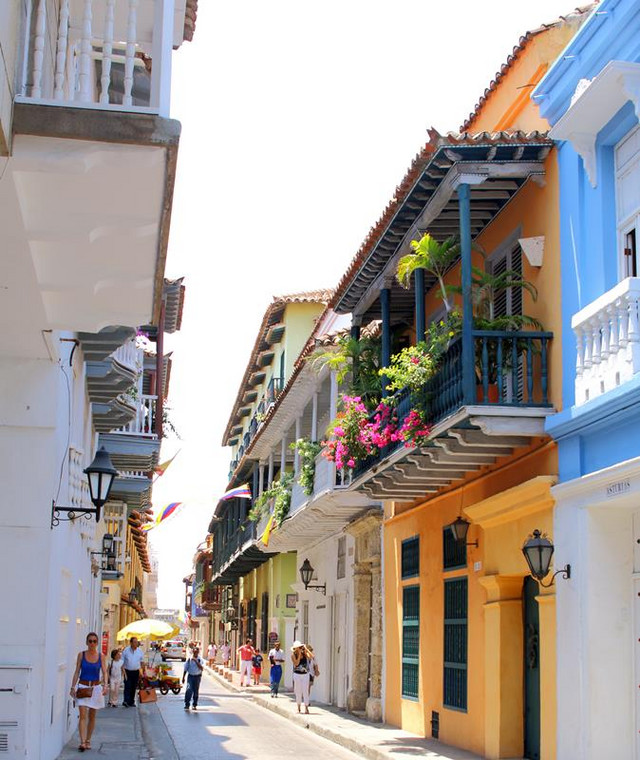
19, 0, 175, 117
113, 393, 157, 436
111, 339, 141, 373
211, 521, 257, 578
573, 277, 640, 405
353, 330, 552, 479
266, 376, 283, 403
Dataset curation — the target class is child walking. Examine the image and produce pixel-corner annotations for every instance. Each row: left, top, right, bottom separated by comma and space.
108, 649, 123, 707
252, 649, 263, 685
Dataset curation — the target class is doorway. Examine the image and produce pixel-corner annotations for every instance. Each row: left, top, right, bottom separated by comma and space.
523, 577, 541, 760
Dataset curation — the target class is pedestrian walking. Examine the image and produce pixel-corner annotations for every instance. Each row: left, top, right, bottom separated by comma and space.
182, 646, 204, 710
237, 638, 255, 687
220, 641, 231, 667
121, 637, 144, 707
291, 640, 311, 714
306, 644, 320, 691
252, 649, 263, 685
108, 649, 123, 707
268, 640, 286, 698
206, 642, 216, 667
69, 632, 108, 752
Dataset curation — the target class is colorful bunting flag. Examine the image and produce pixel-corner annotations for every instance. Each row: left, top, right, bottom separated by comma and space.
261, 513, 275, 547
141, 502, 182, 531
154, 451, 180, 477
220, 484, 252, 501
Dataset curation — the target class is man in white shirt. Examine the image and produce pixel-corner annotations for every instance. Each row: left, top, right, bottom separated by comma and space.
121, 637, 145, 706
268, 640, 286, 697
182, 646, 204, 710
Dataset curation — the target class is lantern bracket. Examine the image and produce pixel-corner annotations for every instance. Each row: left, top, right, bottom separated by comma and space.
51, 500, 101, 528
539, 564, 571, 588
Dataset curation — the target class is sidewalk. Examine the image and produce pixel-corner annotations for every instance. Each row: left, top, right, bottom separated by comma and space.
56, 701, 178, 760
204, 663, 486, 760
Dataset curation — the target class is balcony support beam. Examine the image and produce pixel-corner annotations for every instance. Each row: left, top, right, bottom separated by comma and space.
280, 434, 287, 477
311, 392, 319, 442
294, 417, 302, 475
415, 268, 425, 343
381, 287, 391, 396
458, 182, 476, 406
258, 463, 265, 496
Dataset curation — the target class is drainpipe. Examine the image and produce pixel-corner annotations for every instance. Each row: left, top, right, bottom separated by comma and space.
155, 298, 166, 438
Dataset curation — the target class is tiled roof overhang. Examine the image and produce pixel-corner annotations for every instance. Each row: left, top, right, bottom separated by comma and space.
78, 326, 136, 362
98, 432, 160, 472
110, 474, 153, 509
163, 277, 185, 334
211, 546, 275, 586
460, 3, 596, 132
331, 130, 553, 316
222, 290, 333, 446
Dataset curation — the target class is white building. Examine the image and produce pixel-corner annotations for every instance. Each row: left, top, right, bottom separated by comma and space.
0, 2, 193, 757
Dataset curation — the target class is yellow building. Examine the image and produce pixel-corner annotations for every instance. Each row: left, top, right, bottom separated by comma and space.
328, 9, 592, 759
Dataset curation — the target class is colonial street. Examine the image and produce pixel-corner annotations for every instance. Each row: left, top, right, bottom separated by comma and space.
58, 672, 364, 760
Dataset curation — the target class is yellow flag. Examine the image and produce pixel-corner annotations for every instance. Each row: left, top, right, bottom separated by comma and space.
261, 513, 275, 547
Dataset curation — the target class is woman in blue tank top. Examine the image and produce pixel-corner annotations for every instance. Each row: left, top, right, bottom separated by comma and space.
70, 632, 109, 751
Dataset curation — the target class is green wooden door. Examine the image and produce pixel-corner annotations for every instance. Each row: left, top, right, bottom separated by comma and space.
523, 577, 541, 760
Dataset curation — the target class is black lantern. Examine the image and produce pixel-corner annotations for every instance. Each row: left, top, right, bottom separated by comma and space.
102, 532, 114, 554
129, 588, 138, 604
522, 529, 570, 587
299, 558, 326, 595
84, 447, 118, 514
51, 447, 118, 527
449, 517, 479, 548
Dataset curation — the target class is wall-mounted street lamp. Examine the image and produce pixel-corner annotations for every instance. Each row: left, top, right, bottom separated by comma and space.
51, 447, 118, 527
522, 529, 571, 587
90, 533, 121, 578
449, 517, 479, 548
299, 558, 326, 595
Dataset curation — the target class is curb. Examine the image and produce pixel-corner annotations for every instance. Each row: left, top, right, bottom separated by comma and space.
203, 664, 395, 760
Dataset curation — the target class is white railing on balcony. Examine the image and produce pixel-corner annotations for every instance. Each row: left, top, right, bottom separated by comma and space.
573, 277, 640, 405
20, 0, 174, 116
111, 339, 142, 373
114, 393, 157, 435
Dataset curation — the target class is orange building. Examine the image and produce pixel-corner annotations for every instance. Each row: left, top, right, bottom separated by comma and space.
328, 8, 593, 759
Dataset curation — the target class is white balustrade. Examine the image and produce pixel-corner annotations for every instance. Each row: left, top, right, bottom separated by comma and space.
573, 277, 640, 405
111, 338, 141, 372
114, 393, 157, 436
69, 447, 91, 509
21, 0, 174, 115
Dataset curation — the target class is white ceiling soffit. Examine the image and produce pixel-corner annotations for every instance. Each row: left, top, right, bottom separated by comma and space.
550, 61, 640, 187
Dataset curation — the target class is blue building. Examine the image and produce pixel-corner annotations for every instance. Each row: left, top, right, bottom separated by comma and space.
534, 1, 640, 757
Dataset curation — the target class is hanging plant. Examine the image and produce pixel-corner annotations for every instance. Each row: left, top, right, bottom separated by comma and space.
248, 472, 294, 526
290, 438, 322, 495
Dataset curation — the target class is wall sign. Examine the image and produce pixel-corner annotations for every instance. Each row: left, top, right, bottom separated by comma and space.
286, 593, 297, 609
607, 481, 631, 498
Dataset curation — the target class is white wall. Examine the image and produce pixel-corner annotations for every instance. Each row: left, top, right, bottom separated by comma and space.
554, 463, 640, 760
295, 532, 355, 707
0, 335, 102, 760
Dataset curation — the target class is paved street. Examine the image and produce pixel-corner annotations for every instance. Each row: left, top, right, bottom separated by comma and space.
154, 672, 362, 759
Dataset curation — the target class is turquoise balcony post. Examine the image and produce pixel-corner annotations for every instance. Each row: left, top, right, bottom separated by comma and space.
458, 182, 475, 405
415, 268, 425, 343
381, 287, 391, 396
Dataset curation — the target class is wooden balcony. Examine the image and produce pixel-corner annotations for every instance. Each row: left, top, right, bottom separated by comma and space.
351, 330, 554, 500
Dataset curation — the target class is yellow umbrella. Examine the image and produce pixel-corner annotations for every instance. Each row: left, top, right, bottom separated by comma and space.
116, 618, 180, 642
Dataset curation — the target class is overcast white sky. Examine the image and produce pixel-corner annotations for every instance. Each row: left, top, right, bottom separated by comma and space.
150, 0, 583, 608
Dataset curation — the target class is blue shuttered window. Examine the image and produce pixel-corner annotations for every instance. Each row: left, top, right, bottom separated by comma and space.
401, 536, 419, 579
402, 585, 420, 699
443, 578, 468, 710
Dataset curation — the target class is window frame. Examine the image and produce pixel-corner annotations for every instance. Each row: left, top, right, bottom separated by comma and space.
402, 584, 420, 701
443, 577, 468, 712
401, 536, 420, 579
